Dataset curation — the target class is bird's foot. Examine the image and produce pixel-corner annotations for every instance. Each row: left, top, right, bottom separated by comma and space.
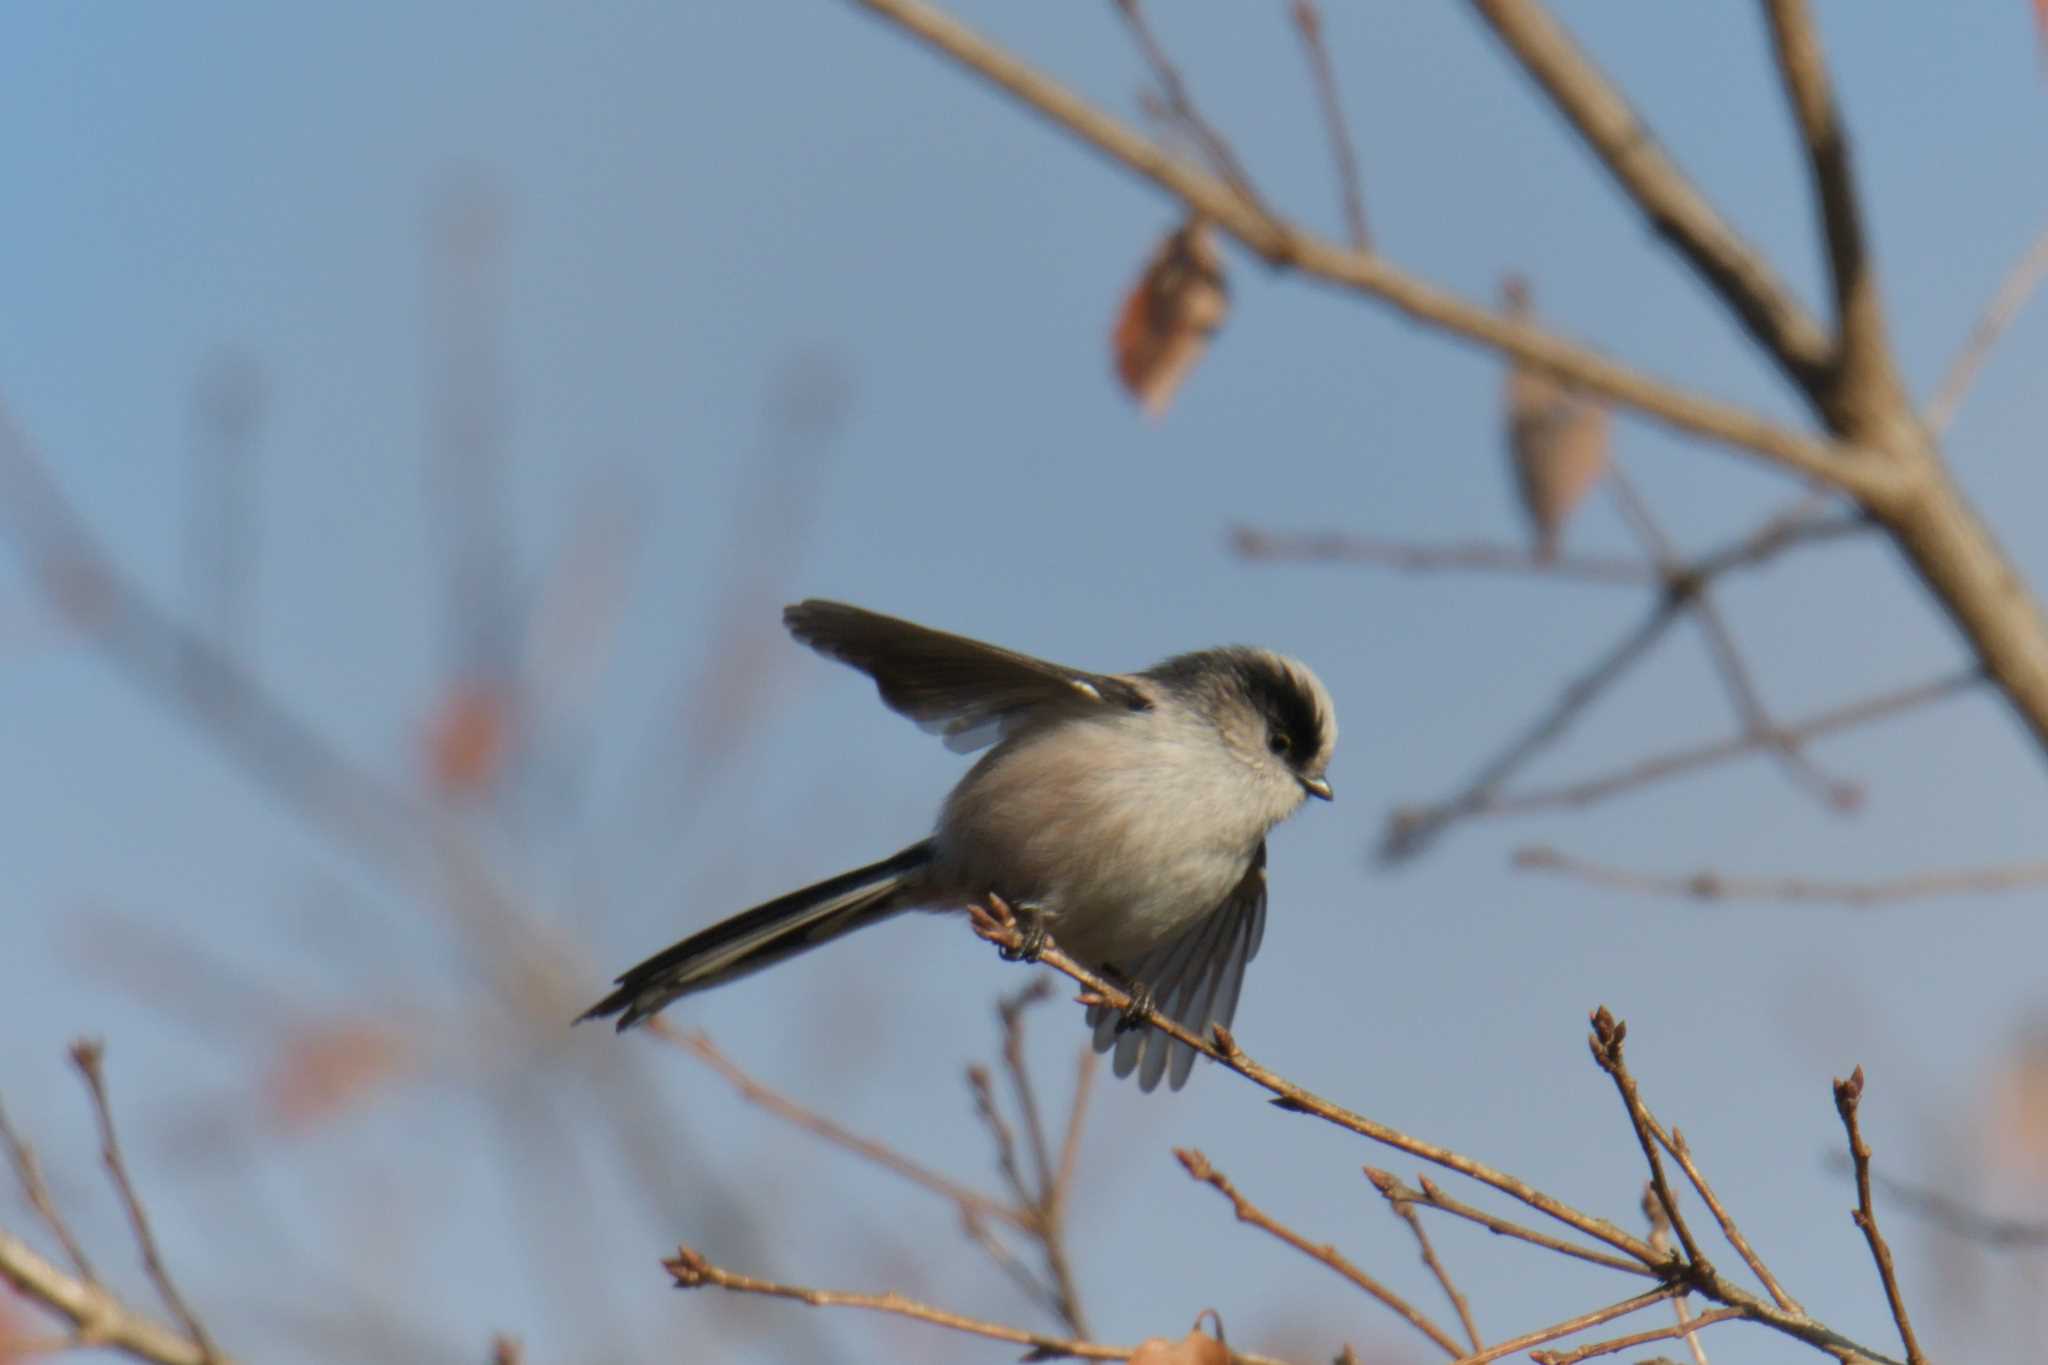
999, 902, 1050, 962
1101, 964, 1156, 1034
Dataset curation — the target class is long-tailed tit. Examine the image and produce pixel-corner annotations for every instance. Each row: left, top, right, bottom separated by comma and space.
581, 600, 1337, 1091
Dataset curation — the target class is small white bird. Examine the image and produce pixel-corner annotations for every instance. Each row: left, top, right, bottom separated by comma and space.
583, 600, 1338, 1091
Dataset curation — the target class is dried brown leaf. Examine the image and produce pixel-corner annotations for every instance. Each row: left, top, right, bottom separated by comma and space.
1113, 220, 1228, 418
1502, 275, 1610, 560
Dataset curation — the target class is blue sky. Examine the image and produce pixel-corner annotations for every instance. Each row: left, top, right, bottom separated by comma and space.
2, 3, 2046, 1362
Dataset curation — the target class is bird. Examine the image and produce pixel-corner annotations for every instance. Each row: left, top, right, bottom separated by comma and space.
580, 600, 1338, 1091
1502, 274, 1611, 562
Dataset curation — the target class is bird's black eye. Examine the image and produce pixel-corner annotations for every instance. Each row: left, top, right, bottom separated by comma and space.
1268, 731, 1292, 757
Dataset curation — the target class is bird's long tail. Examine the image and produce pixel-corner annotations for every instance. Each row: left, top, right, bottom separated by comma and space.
578, 841, 934, 1031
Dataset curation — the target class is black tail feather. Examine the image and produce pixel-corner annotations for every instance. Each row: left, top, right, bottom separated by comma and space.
578, 841, 933, 1031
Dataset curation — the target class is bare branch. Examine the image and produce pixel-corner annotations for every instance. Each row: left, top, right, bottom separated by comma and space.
1480, 670, 1976, 816
1528, 1307, 1743, 1365
1365, 1170, 1654, 1278
1444, 1285, 1683, 1365
1665, 1128, 1801, 1314
0, 1229, 235, 1365
989, 982, 1092, 1338
1760, 0, 1896, 404
969, 898, 1661, 1266
1823, 1153, 2048, 1247
839, 0, 1887, 497
1926, 219, 2048, 434
650, 1023, 1028, 1233
70, 1042, 220, 1363
973, 901, 1907, 1364
1289, 1, 1371, 250
1176, 1147, 1466, 1357
1515, 846, 2048, 906
1382, 602, 1683, 862
1464, 0, 1834, 387
662, 1246, 1295, 1365
1377, 1180, 1484, 1351
1231, 525, 1655, 585
1052, 1046, 1097, 1209
1585, 1013, 1700, 1272
0, 1097, 96, 1284
1111, 0, 1266, 212
1832, 1069, 1926, 1365
1605, 464, 1858, 810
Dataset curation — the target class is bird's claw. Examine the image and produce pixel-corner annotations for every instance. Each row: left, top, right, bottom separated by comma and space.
999, 902, 1049, 962
1101, 965, 1156, 1034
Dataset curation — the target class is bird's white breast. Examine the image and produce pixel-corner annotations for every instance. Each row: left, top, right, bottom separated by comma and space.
930, 705, 1290, 966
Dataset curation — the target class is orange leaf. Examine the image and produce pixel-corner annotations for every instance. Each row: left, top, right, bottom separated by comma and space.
265, 1020, 411, 1132
425, 678, 512, 796
1113, 221, 1229, 418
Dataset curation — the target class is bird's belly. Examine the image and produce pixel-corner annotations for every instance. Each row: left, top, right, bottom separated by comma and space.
932, 728, 1261, 967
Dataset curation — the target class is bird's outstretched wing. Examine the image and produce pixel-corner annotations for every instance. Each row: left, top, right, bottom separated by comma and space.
1088, 841, 1268, 1092
784, 600, 1150, 752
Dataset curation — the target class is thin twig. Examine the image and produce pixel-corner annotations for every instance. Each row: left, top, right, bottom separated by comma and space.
1176, 1148, 1466, 1357
971, 900, 1662, 1266
1604, 464, 1857, 810
990, 981, 1092, 1339
662, 1246, 1295, 1365
1926, 221, 2048, 434
957, 1205, 1062, 1322
1478, 670, 1976, 816
0, 1228, 236, 1365
1585, 1013, 1701, 1271
1111, 0, 1267, 213
652, 1023, 1027, 1232
1052, 1046, 1097, 1205
1289, 1, 1370, 249
1365, 1170, 1655, 1278
1444, 1285, 1683, 1365
969, 902, 1901, 1365
0, 1097, 97, 1283
1641, 1184, 1709, 1365
1515, 846, 2048, 907
1383, 1185, 1483, 1350
1381, 601, 1682, 862
1230, 525, 1654, 584
70, 1042, 219, 1363
1665, 1128, 1801, 1314
839, 0, 1889, 497
1760, 0, 1892, 396
1528, 1307, 1743, 1365
967, 1066, 1032, 1211
1832, 1068, 1926, 1365
1823, 1152, 2048, 1247
1465, 0, 1832, 385
999, 981, 1058, 1203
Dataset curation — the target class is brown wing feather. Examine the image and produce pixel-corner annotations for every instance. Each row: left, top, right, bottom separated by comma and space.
783, 600, 1149, 752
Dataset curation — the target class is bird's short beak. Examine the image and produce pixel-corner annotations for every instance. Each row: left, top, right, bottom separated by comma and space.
1301, 776, 1334, 801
